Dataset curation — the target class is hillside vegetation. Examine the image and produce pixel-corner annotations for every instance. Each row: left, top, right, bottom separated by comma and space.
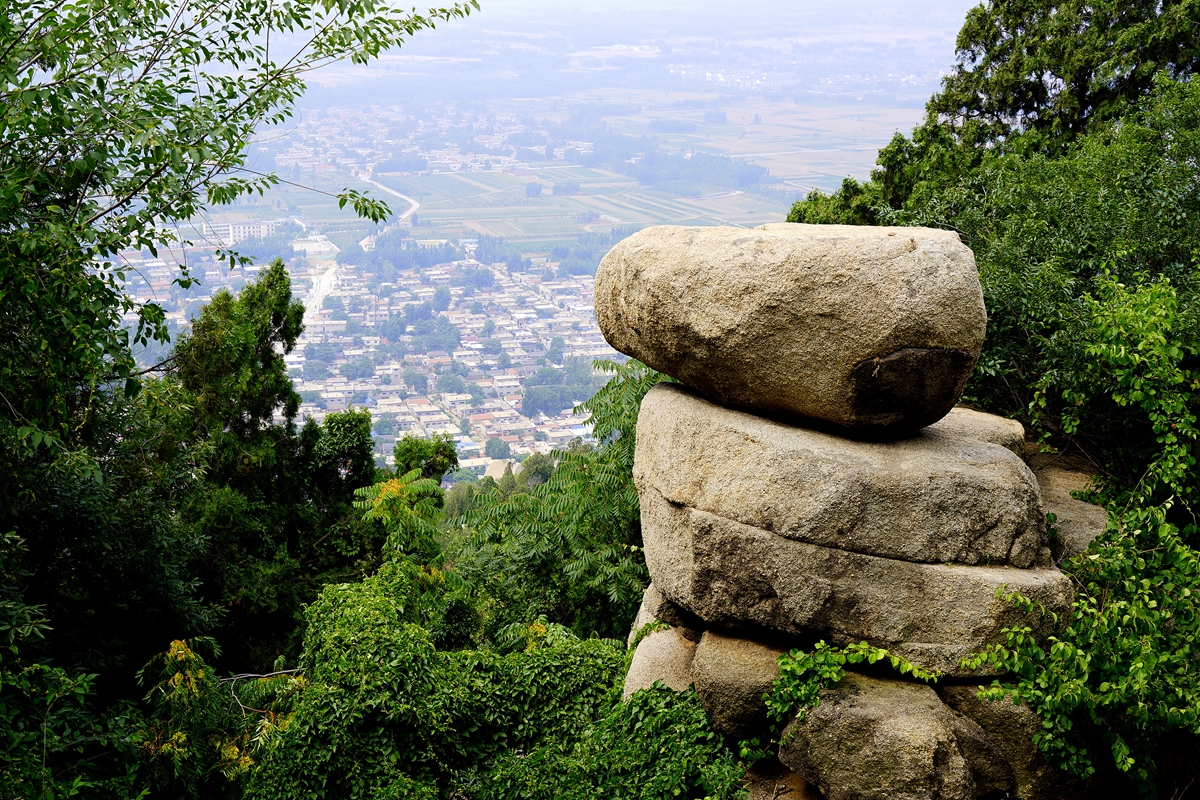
2, 0, 1199, 798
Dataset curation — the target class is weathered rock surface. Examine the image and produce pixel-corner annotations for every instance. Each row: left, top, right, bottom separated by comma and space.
622, 628, 696, 698
692, 630, 784, 737
595, 223, 986, 436
927, 406, 1025, 457
627, 582, 705, 647
636, 383, 1048, 568
779, 673, 1013, 800
1032, 467, 1107, 561
743, 758, 823, 800
641, 488, 1072, 676
938, 685, 1083, 800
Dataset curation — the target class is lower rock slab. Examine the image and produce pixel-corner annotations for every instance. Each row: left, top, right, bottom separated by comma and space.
643, 489, 1072, 676
622, 627, 696, 698
779, 672, 1014, 800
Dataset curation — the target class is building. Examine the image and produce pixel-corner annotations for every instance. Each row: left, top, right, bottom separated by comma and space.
203, 218, 288, 246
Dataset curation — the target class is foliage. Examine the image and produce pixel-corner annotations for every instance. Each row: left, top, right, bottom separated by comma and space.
765, 642, 939, 726
354, 470, 444, 561
1, 0, 477, 443
522, 356, 604, 417
171, 267, 382, 669
393, 433, 459, 481
828, 69, 1200, 796
478, 685, 745, 800
963, 504, 1200, 793
407, 316, 462, 355
926, 0, 1200, 153
244, 561, 625, 800
0, 532, 143, 799
453, 361, 668, 639
893, 77, 1200, 502
485, 437, 512, 459
519, 453, 555, 487
786, 177, 880, 226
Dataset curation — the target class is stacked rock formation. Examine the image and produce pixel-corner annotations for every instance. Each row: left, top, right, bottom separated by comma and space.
596, 223, 1105, 800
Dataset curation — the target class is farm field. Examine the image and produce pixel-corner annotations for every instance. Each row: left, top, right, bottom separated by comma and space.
199, 95, 919, 255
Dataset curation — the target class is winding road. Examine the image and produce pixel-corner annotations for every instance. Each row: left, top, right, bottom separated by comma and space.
360, 176, 420, 220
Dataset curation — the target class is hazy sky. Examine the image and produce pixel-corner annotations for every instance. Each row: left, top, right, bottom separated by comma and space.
303, 0, 981, 106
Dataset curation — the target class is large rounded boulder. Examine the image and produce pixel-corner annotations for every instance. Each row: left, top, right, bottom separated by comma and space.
595, 222, 986, 437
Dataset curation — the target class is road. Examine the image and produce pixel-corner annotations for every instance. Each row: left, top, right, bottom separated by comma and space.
360, 176, 420, 220
304, 263, 339, 323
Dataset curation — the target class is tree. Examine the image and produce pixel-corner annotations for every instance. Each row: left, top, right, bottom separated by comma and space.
929, 0, 1200, 152
789, 0, 1200, 223
340, 356, 376, 380
1, 0, 477, 447
519, 453, 554, 487
894, 77, 1200, 504
394, 433, 459, 481
437, 372, 466, 394
485, 437, 512, 459
433, 286, 452, 311
546, 336, 565, 364
462, 361, 669, 638
403, 369, 429, 394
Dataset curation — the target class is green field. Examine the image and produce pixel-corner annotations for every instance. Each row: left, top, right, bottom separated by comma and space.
197, 92, 922, 250
368, 166, 785, 245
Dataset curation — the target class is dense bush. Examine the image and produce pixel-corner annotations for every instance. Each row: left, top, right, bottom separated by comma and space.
246, 560, 626, 799
890, 76, 1200, 506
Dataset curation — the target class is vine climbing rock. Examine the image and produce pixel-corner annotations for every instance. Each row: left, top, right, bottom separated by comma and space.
595, 222, 986, 437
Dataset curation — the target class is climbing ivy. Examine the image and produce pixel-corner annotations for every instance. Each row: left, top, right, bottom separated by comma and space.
963, 504, 1200, 793
764, 641, 940, 726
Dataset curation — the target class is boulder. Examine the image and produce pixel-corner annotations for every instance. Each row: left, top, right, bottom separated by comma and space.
627, 582, 705, 647
622, 628, 696, 698
641, 488, 1072, 676
927, 406, 1025, 457
692, 630, 785, 738
636, 383, 1048, 568
595, 223, 986, 436
938, 685, 1084, 800
1032, 467, 1107, 561
779, 673, 1014, 800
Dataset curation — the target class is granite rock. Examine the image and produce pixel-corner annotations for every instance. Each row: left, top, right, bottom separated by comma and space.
779, 673, 1014, 800
1032, 467, 1107, 562
641, 487, 1073, 676
692, 630, 785, 737
636, 383, 1048, 568
595, 223, 986, 436
938, 685, 1084, 800
627, 582, 705, 647
622, 627, 696, 698
926, 406, 1025, 457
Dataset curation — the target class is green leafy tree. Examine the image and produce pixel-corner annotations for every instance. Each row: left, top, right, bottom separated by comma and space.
172, 266, 382, 667
433, 286, 452, 311
437, 372, 467, 394
394, 433, 459, 481
519, 453, 554, 487
1, 0, 478, 446
894, 77, 1200, 502
460, 360, 669, 639
354, 470, 444, 560
485, 437, 512, 459
403, 368, 430, 394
